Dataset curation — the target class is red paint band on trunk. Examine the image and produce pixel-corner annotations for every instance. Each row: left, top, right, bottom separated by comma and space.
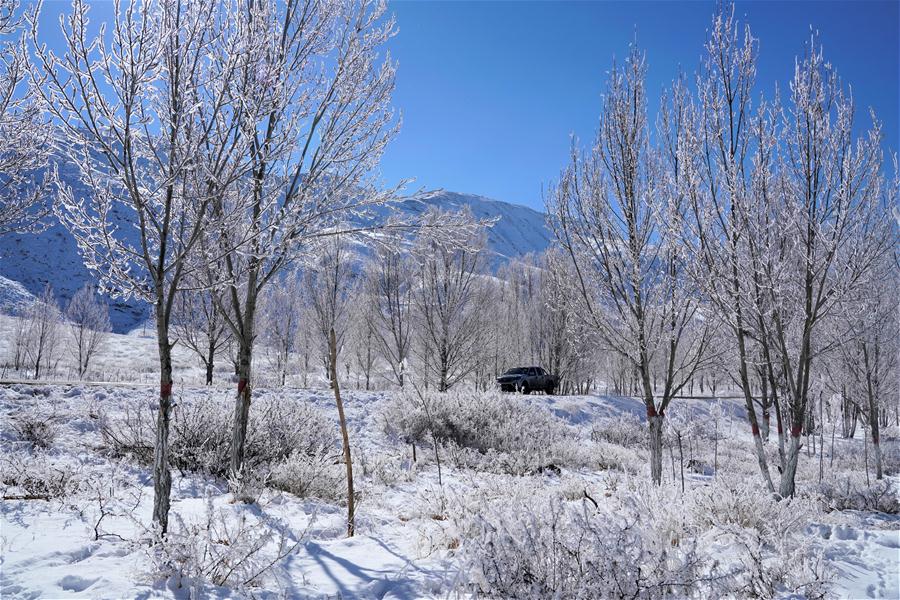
790, 425, 802, 438
751, 422, 760, 436
238, 379, 248, 393
646, 404, 657, 418
160, 382, 172, 397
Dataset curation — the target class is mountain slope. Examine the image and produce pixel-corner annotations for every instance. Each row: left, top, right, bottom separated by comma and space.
0, 186, 552, 333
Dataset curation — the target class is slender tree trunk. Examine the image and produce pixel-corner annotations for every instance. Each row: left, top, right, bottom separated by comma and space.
670, 443, 676, 485
774, 396, 787, 471
330, 328, 354, 537
779, 428, 802, 498
205, 337, 215, 385
759, 374, 770, 441
648, 409, 664, 485
830, 408, 837, 469
872, 424, 883, 481
714, 415, 719, 476
863, 349, 884, 480
864, 425, 870, 487
230, 335, 253, 480
152, 315, 174, 534
819, 393, 824, 483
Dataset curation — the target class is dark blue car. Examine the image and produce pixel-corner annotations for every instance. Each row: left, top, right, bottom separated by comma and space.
496, 366, 559, 394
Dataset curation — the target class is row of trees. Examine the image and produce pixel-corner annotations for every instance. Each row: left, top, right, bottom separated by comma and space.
1, 0, 895, 533
547, 6, 898, 495
0, 0, 403, 535
173, 211, 595, 395
8, 283, 110, 379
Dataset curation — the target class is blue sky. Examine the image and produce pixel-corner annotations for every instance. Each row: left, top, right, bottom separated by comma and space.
380, 1, 899, 210
32, 1, 899, 212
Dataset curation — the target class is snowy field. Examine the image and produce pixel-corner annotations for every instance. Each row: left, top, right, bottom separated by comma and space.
1, 306, 899, 599
1, 376, 898, 598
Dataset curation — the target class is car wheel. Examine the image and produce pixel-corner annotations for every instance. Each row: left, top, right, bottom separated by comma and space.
547, 385, 556, 395
520, 382, 530, 395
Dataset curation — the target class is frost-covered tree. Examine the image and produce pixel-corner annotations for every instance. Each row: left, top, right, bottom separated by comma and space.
413, 208, 490, 392
363, 237, 414, 388
258, 273, 303, 387
200, 0, 400, 480
308, 236, 355, 384
20, 284, 61, 379
548, 45, 712, 484
347, 287, 379, 390
538, 248, 599, 394
0, 0, 50, 235
687, 7, 895, 497
763, 35, 893, 497
172, 283, 230, 385
825, 227, 898, 480
65, 283, 110, 379
29, 0, 251, 533
306, 234, 356, 536
681, 6, 781, 491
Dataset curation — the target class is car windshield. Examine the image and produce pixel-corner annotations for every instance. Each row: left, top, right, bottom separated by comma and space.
504, 368, 529, 375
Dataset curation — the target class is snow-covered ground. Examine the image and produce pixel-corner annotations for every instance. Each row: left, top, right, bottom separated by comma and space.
1, 318, 898, 599
1, 379, 897, 599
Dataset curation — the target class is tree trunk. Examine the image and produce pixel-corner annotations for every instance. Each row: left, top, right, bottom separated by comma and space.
778, 428, 801, 498
229, 336, 253, 480
872, 428, 883, 481
330, 328, 355, 537
205, 338, 215, 385
648, 410, 664, 485
152, 318, 174, 534
774, 396, 787, 471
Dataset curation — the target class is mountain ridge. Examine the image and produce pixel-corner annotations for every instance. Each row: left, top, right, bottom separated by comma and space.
0, 183, 553, 332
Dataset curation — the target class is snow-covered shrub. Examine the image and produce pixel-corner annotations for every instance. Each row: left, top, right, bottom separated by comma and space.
817, 474, 899, 514
382, 390, 589, 474
621, 475, 831, 599
145, 497, 309, 595
457, 493, 714, 599
9, 409, 57, 449
594, 440, 645, 473
591, 413, 646, 448
269, 448, 345, 503
0, 452, 80, 500
354, 447, 415, 487
78, 463, 145, 541
99, 404, 155, 463
169, 398, 232, 476
454, 474, 832, 599
102, 395, 338, 480
881, 425, 899, 441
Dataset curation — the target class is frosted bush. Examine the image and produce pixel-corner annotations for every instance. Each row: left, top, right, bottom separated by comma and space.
145, 497, 310, 594
457, 494, 715, 599
354, 448, 414, 487
591, 413, 646, 448
269, 448, 345, 503
0, 451, 80, 500
594, 440, 645, 473
10, 409, 57, 449
99, 404, 155, 463
382, 389, 591, 474
817, 474, 899, 514
455, 475, 832, 599
101, 395, 338, 480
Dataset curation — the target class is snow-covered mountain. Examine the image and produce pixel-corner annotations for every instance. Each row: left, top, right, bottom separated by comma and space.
0, 183, 552, 333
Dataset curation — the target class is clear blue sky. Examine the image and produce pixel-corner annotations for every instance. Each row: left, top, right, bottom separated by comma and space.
380, 1, 899, 210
